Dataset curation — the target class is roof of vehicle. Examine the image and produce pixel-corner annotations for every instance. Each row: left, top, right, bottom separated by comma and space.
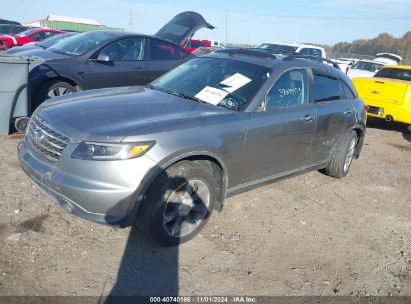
380, 65, 411, 70
205, 48, 342, 74
259, 42, 325, 50
355, 59, 385, 64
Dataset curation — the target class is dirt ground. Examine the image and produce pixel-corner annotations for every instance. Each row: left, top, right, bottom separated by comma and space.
0, 120, 410, 298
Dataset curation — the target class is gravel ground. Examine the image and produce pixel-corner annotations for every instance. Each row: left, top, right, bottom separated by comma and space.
0, 120, 410, 297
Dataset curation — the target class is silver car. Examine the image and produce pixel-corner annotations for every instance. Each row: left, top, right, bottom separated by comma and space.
18, 49, 366, 246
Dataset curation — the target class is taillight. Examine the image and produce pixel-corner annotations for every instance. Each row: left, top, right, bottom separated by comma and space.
364, 104, 369, 111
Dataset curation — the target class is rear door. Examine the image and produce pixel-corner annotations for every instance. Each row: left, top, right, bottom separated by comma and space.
144, 38, 191, 83
241, 69, 316, 184
84, 37, 147, 89
310, 70, 356, 164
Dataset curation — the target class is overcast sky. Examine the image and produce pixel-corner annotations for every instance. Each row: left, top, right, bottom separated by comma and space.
3, 0, 411, 45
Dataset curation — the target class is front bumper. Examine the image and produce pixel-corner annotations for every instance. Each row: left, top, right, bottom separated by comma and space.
17, 140, 157, 227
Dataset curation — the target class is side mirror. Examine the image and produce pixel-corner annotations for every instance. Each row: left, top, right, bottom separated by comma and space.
96, 53, 111, 62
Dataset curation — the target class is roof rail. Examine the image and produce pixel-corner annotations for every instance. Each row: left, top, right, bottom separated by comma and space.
283, 55, 341, 70
216, 48, 277, 60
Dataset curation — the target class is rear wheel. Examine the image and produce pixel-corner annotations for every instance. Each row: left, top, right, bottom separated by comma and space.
324, 131, 357, 178
136, 161, 216, 246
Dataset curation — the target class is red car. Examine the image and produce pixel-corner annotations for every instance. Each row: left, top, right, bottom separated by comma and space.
181, 39, 211, 52
0, 28, 63, 51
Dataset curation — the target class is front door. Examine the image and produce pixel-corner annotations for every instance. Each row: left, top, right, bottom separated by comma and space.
84, 37, 146, 89
241, 69, 316, 184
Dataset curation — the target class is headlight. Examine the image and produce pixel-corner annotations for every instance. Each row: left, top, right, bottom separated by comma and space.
71, 141, 155, 160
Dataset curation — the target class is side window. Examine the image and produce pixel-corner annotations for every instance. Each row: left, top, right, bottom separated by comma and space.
149, 39, 178, 60
311, 48, 322, 58
99, 38, 145, 61
44, 31, 59, 39
30, 32, 46, 41
341, 81, 356, 99
299, 48, 310, 56
313, 73, 341, 102
265, 69, 309, 110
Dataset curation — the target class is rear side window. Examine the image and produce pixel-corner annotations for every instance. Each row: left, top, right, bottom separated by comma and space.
265, 69, 309, 110
341, 81, 356, 99
300, 48, 322, 58
313, 73, 341, 102
149, 39, 178, 60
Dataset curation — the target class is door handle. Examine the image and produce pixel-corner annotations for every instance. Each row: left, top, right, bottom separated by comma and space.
301, 114, 314, 122
343, 109, 352, 115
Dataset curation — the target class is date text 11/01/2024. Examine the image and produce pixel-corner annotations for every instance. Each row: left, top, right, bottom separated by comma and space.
149, 296, 257, 303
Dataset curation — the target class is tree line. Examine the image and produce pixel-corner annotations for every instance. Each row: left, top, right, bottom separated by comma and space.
332, 31, 411, 60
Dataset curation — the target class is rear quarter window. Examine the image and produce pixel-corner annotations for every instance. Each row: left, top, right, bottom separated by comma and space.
313, 73, 341, 102
341, 80, 357, 99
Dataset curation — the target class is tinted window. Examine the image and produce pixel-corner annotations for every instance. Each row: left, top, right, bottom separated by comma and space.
300, 48, 322, 58
374, 67, 411, 81
266, 70, 309, 110
313, 74, 341, 102
149, 39, 179, 60
99, 38, 144, 61
48, 31, 117, 56
0, 25, 11, 34
189, 41, 205, 48
341, 81, 356, 99
30, 32, 46, 41
151, 57, 270, 112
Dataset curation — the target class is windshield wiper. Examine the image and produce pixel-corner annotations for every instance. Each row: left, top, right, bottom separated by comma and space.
152, 86, 206, 104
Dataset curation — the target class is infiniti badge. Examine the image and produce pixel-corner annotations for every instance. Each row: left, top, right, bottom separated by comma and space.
34, 128, 46, 142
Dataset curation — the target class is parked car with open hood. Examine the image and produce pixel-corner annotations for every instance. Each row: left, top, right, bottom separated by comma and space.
26, 11, 214, 114
353, 65, 411, 126
18, 49, 366, 246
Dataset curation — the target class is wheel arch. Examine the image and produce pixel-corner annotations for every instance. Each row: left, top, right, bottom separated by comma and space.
351, 125, 366, 158
123, 150, 228, 227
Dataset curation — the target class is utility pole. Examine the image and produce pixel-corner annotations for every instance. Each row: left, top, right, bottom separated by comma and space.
128, 10, 133, 31
225, 10, 228, 46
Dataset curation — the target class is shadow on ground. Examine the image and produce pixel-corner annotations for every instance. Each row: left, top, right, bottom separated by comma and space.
366, 117, 411, 142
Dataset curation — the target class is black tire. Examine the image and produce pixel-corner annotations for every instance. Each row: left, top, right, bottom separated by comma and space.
324, 130, 357, 178
136, 161, 216, 246
34, 81, 78, 112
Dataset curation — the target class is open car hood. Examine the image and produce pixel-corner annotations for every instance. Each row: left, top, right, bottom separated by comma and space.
155, 11, 214, 45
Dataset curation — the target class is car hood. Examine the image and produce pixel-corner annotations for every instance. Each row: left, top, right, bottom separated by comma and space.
36, 86, 227, 143
155, 11, 214, 45
1, 46, 43, 56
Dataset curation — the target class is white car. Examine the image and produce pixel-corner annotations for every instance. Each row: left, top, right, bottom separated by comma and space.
207, 40, 225, 48
347, 53, 402, 79
257, 42, 326, 58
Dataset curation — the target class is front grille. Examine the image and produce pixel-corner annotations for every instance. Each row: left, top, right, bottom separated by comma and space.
26, 115, 70, 161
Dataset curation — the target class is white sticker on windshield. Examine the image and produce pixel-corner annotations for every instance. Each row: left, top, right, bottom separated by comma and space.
195, 86, 229, 105
220, 73, 251, 93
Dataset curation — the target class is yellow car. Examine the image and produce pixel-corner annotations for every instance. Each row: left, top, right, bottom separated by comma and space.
352, 65, 411, 125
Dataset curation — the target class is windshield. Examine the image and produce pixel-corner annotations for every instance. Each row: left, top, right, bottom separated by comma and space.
37, 33, 76, 49
48, 31, 116, 56
374, 67, 411, 81
257, 43, 298, 54
16, 28, 38, 37
151, 57, 270, 112
351, 61, 383, 72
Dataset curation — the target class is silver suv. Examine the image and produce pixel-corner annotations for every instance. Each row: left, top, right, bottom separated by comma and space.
18, 49, 366, 246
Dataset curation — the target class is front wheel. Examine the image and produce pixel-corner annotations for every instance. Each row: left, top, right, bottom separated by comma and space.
324, 131, 357, 178
45, 81, 77, 100
136, 161, 216, 246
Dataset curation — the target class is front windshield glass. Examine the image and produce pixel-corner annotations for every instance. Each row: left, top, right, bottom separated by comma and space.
257, 43, 298, 54
48, 31, 116, 56
16, 28, 38, 37
374, 67, 411, 81
151, 57, 271, 112
37, 33, 76, 49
